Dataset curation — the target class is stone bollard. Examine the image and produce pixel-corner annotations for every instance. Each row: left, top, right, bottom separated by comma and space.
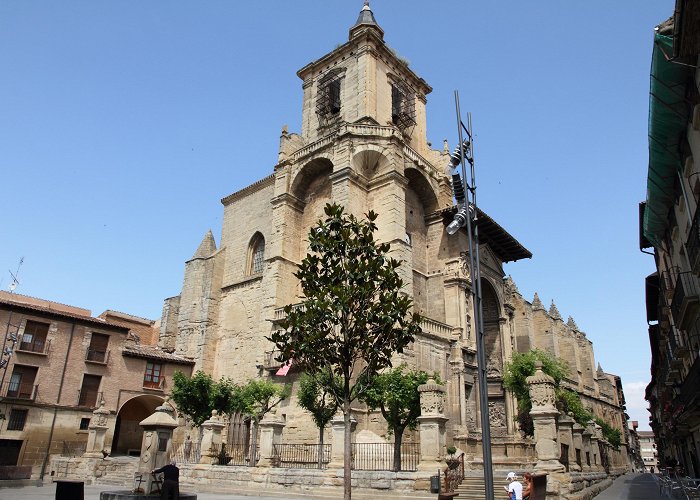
572, 420, 584, 472
83, 400, 110, 458
416, 378, 448, 472
526, 361, 565, 472
590, 422, 602, 471
329, 412, 357, 468
257, 410, 285, 467
581, 424, 593, 471
199, 410, 225, 465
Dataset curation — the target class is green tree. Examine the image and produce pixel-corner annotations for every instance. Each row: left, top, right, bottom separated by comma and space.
502, 350, 569, 436
360, 365, 438, 472
171, 371, 236, 427
269, 203, 421, 500
297, 372, 340, 468
231, 379, 290, 466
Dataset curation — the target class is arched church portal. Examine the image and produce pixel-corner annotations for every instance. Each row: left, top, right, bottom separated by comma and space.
111, 394, 165, 456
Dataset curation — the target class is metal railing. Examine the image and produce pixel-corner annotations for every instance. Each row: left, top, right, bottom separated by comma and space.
671, 271, 700, 328
351, 442, 419, 472
143, 377, 165, 390
263, 350, 284, 371
85, 348, 110, 364
61, 441, 87, 457
272, 443, 331, 469
204, 443, 259, 466
443, 453, 465, 493
17, 338, 50, 354
1, 381, 38, 400
171, 441, 201, 464
78, 390, 103, 408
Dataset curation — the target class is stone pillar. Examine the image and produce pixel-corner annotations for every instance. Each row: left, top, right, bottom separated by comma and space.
591, 422, 603, 471
417, 378, 448, 472
526, 361, 565, 472
572, 421, 584, 472
83, 401, 110, 458
138, 399, 178, 495
257, 410, 285, 467
582, 424, 593, 471
199, 410, 225, 465
329, 412, 356, 468
557, 413, 579, 472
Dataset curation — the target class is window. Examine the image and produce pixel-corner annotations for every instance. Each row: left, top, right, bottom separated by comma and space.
78, 374, 101, 407
391, 81, 416, 131
316, 70, 343, 119
158, 432, 169, 452
19, 320, 49, 353
7, 409, 28, 431
6, 365, 38, 400
86, 333, 109, 363
143, 362, 163, 389
248, 233, 265, 275
79, 418, 90, 430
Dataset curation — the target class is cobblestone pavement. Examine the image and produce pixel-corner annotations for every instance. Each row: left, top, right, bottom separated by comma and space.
593, 472, 663, 499
0, 482, 436, 500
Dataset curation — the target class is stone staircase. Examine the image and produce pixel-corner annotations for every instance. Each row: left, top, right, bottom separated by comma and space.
453, 472, 511, 500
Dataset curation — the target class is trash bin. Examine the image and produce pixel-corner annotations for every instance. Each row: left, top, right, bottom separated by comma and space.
430, 474, 441, 493
55, 479, 84, 500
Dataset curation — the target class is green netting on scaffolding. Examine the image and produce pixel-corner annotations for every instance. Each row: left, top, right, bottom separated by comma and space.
643, 33, 690, 247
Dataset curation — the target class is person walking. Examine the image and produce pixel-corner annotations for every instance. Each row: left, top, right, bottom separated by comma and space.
152, 460, 179, 500
504, 471, 523, 500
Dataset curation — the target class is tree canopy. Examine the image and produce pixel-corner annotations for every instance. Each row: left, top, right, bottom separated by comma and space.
171, 370, 237, 427
269, 203, 421, 499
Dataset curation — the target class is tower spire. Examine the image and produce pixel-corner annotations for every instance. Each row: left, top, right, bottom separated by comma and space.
350, 0, 384, 40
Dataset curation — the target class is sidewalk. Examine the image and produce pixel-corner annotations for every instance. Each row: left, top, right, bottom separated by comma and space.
0, 481, 437, 500
593, 472, 662, 499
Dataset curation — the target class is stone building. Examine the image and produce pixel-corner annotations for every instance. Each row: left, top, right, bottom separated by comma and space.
641, 0, 700, 479
161, 1, 629, 472
0, 291, 193, 479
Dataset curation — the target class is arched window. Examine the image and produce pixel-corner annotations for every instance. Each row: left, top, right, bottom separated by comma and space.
248, 233, 265, 275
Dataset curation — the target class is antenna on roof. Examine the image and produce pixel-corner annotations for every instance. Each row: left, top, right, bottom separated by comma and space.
8, 257, 23, 293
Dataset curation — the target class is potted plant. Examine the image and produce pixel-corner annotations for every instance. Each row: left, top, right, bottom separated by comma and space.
445, 446, 460, 469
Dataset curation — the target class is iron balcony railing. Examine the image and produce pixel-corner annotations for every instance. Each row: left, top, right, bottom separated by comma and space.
670, 270, 700, 329
1, 381, 38, 400
85, 348, 110, 364
78, 390, 103, 408
17, 338, 50, 355
263, 350, 284, 371
687, 205, 700, 271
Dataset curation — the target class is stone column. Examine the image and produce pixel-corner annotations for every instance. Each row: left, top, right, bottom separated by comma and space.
590, 422, 602, 471
417, 378, 448, 472
83, 401, 110, 458
526, 361, 565, 472
582, 424, 593, 471
557, 413, 579, 472
138, 399, 178, 494
257, 411, 285, 467
329, 412, 356, 468
199, 410, 225, 465
572, 421, 584, 472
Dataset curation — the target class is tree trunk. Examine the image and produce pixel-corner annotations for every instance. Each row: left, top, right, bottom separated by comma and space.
344, 401, 352, 500
318, 426, 325, 470
393, 426, 405, 472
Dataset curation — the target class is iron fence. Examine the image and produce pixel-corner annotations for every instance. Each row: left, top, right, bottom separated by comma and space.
61, 441, 87, 457
272, 443, 331, 469
351, 442, 419, 472
171, 441, 201, 464
443, 453, 465, 493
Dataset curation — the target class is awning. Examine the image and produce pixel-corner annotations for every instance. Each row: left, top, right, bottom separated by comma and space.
643, 33, 691, 247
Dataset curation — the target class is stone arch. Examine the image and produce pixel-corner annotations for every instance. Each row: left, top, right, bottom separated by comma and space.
290, 158, 334, 260
111, 394, 166, 455
290, 157, 334, 202
481, 278, 504, 378
246, 232, 266, 275
351, 147, 390, 180
404, 167, 438, 214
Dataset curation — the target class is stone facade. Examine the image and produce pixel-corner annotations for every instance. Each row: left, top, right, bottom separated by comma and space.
159, 1, 629, 476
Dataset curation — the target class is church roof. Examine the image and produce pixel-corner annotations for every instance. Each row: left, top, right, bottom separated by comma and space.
122, 344, 195, 365
350, 1, 384, 40
438, 206, 532, 263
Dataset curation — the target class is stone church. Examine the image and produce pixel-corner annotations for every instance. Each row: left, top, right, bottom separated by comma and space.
159, 2, 628, 469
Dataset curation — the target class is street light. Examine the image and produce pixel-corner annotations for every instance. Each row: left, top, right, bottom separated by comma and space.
445, 91, 495, 500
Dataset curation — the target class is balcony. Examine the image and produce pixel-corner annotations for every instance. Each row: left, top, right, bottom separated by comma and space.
1, 381, 38, 401
16, 338, 50, 355
77, 390, 103, 408
670, 271, 700, 329
143, 377, 165, 391
272, 303, 305, 323
85, 348, 110, 365
262, 349, 284, 372
687, 206, 700, 274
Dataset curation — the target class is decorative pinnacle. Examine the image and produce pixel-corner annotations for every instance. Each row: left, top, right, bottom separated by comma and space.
532, 292, 545, 310
567, 316, 579, 331
549, 301, 561, 320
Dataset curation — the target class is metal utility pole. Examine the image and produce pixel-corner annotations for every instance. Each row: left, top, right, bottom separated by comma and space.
446, 91, 494, 500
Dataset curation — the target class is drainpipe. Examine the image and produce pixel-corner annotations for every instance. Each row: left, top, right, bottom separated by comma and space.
40, 321, 76, 479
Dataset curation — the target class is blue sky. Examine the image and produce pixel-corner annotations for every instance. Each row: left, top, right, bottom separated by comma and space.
0, 1, 672, 430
